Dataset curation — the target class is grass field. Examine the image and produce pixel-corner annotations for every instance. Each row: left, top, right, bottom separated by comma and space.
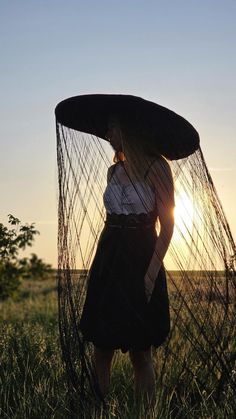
0, 275, 236, 418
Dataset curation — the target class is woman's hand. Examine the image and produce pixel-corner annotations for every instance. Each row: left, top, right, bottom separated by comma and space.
144, 272, 156, 303
144, 258, 161, 303
144, 157, 175, 303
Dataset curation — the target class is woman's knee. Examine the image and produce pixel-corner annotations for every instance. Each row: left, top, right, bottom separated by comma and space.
94, 347, 114, 364
129, 348, 152, 369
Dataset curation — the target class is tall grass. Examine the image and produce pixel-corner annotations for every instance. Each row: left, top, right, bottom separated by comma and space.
0, 277, 235, 418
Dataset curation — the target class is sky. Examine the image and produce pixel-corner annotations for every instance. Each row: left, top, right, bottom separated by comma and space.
0, 0, 235, 267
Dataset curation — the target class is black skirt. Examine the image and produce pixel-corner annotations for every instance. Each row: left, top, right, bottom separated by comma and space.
80, 215, 170, 353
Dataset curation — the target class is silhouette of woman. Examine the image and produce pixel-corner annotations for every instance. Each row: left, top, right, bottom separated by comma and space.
80, 117, 175, 405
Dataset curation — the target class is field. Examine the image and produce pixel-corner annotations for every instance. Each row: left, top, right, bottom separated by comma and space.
0, 274, 236, 419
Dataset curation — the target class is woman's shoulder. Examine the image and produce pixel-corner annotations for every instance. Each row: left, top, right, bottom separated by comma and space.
107, 163, 118, 183
148, 156, 172, 178
145, 156, 173, 192
108, 163, 117, 171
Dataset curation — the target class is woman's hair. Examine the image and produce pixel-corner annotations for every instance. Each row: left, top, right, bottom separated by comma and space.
108, 115, 161, 171
106, 116, 125, 163
113, 150, 125, 163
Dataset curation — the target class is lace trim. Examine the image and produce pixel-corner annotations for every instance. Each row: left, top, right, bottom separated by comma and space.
105, 210, 157, 227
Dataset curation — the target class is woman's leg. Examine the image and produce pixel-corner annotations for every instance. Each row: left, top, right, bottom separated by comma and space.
94, 347, 115, 397
129, 348, 156, 407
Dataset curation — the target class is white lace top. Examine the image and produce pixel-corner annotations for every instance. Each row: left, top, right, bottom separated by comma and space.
103, 163, 156, 215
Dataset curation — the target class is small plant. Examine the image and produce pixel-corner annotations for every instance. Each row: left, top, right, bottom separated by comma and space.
20, 253, 53, 281
0, 214, 50, 300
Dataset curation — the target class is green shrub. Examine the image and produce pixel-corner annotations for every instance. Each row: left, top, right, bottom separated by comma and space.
0, 214, 51, 300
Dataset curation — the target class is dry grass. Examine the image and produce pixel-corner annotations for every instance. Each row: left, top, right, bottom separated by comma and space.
0, 274, 236, 418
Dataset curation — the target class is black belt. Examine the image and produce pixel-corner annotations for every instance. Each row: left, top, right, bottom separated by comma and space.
105, 212, 157, 229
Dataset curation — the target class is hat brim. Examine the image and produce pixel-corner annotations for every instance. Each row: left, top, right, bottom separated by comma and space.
55, 94, 199, 160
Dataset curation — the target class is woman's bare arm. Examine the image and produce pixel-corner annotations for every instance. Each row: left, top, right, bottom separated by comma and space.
144, 157, 175, 302
107, 164, 116, 183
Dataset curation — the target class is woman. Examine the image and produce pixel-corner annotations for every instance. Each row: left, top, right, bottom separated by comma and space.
80, 118, 175, 405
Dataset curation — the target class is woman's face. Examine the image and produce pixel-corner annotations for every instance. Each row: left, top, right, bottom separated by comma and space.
106, 122, 123, 151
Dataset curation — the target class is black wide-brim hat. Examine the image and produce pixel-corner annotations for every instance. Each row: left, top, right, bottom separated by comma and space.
55, 94, 199, 160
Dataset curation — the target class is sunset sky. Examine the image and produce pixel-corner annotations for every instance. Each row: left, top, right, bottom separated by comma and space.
1, 0, 235, 267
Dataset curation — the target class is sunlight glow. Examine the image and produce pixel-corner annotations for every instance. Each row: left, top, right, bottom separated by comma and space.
173, 191, 194, 242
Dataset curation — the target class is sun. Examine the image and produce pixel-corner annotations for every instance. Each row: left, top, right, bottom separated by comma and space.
173, 191, 194, 241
